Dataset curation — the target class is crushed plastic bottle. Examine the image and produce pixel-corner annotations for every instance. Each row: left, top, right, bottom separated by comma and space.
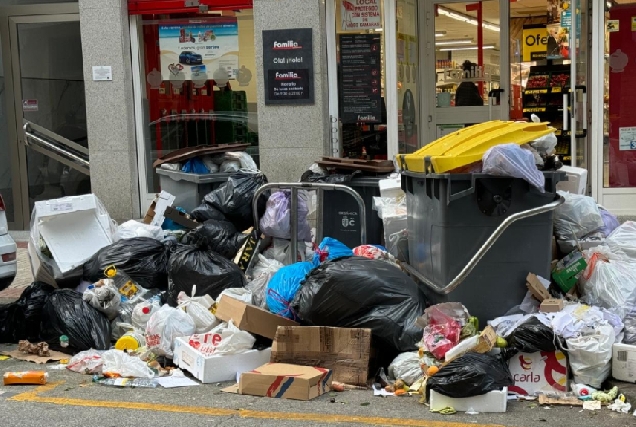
93, 375, 157, 388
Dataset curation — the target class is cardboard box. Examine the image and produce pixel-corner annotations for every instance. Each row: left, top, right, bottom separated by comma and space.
430, 387, 507, 413
215, 296, 299, 340
164, 206, 199, 229
271, 327, 371, 386
32, 195, 114, 274
239, 363, 332, 401
143, 191, 176, 227
526, 273, 551, 302
612, 343, 636, 383
540, 299, 564, 313
552, 252, 587, 293
508, 351, 568, 396
173, 337, 271, 384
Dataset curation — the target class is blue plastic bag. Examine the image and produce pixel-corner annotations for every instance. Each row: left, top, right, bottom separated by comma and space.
182, 158, 209, 174
312, 237, 353, 266
266, 261, 313, 320
162, 207, 187, 231
599, 208, 620, 237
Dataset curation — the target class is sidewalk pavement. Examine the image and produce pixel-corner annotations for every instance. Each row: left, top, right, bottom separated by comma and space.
0, 243, 33, 304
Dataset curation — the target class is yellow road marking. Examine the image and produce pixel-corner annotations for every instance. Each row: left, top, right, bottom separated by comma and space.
8, 381, 506, 427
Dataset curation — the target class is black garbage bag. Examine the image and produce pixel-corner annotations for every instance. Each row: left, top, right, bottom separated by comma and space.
426, 352, 514, 399
167, 245, 247, 306
201, 170, 269, 231
190, 203, 227, 223
292, 257, 426, 352
300, 169, 361, 184
182, 220, 248, 259
508, 318, 561, 353
40, 289, 111, 352
0, 282, 55, 343
83, 237, 172, 290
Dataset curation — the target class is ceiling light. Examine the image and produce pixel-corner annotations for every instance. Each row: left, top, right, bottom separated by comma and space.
436, 39, 473, 46
438, 44, 496, 51
438, 7, 500, 32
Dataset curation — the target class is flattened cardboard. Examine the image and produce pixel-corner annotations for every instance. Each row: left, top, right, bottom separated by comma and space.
526, 273, 551, 302
271, 327, 371, 386
239, 363, 332, 401
215, 296, 299, 340
0, 349, 68, 364
152, 143, 249, 168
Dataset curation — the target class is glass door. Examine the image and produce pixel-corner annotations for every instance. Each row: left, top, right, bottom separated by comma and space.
422, 0, 510, 143
9, 14, 89, 227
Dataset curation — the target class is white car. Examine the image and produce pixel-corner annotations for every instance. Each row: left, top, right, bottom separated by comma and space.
0, 193, 17, 290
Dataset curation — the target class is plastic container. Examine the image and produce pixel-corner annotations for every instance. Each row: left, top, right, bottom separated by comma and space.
4, 371, 48, 385
115, 331, 146, 351
321, 176, 385, 248
402, 171, 565, 324
156, 169, 231, 212
131, 299, 160, 330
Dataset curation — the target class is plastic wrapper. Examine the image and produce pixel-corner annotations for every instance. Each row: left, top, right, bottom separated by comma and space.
182, 219, 248, 259
40, 289, 111, 352
554, 191, 604, 240
259, 191, 312, 241
246, 255, 284, 309
388, 352, 422, 385
114, 220, 163, 242
101, 349, 155, 378
82, 281, 121, 320
111, 288, 161, 341
292, 257, 426, 352
566, 324, 615, 388
507, 318, 561, 353
167, 244, 246, 306
624, 311, 636, 345
606, 221, 636, 260
182, 158, 209, 174
177, 291, 219, 333
0, 282, 54, 343
83, 237, 172, 290
266, 261, 313, 320
225, 152, 258, 171
421, 306, 463, 360
598, 208, 620, 238
482, 144, 545, 191
67, 349, 104, 374
426, 352, 514, 398
189, 321, 255, 356
217, 288, 253, 305
352, 245, 392, 261
201, 157, 220, 173
201, 170, 269, 231
312, 237, 353, 265
220, 159, 241, 173
580, 246, 636, 320
145, 304, 196, 358
262, 238, 313, 264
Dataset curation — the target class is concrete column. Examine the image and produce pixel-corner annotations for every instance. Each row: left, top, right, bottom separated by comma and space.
253, 0, 330, 182
78, 0, 140, 221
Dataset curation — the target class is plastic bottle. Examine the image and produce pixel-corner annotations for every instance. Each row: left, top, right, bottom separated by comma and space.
59, 335, 69, 349
115, 330, 146, 351
93, 376, 157, 388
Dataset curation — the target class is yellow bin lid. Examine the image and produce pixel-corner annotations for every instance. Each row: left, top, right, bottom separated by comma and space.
397, 120, 556, 173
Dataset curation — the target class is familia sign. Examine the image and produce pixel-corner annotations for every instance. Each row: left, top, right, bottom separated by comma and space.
158, 18, 239, 81
262, 29, 314, 105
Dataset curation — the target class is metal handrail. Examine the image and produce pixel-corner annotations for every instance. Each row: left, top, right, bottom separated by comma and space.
23, 121, 89, 175
253, 182, 367, 265
403, 196, 565, 295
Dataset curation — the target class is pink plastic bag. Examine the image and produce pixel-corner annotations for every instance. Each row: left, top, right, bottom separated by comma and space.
421, 305, 462, 360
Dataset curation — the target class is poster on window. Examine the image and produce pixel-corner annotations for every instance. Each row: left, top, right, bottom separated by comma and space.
340, 0, 382, 31
159, 19, 239, 81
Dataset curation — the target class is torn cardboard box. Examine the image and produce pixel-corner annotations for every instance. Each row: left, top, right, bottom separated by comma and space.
540, 298, 564, 313
508, 351, 568, 396
143, 191, 176, 227
239, 363, 332, 401
215, 296, 298, 340
271, 327, 371, 386
526, 273, 551, 302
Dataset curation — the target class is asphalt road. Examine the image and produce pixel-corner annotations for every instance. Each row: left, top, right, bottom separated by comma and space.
1, 351, 634, 427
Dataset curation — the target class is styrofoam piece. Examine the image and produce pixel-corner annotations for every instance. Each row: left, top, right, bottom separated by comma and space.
556, 166, 588, 195
379, 176, 404, 199
429, 387, 508, 413
35, 195, 114, 274
173, 337, 271, 384
612, 343, 636, 383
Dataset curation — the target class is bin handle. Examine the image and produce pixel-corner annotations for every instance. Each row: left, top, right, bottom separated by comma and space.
252, 182, 367, 265
402, 195, 564, 295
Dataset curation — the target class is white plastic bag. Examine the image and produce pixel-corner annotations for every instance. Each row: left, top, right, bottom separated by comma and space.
246, 255, 284, 309
145, 305, 196, 358
606, 221, 636, 260
102, 349, 155, 378
216, 287, 253, 305
388, 352, 423, 385
566, 324, 615, 388
580, 246, 636, 320
114, 220, 163, 242
262, 238, 313, 264
220, 159, 241, 173
82, 281, 121, 320
189, 320, 255, 356
67, 349, 104, 374
177, 291, 219, 333
131, 297, 161, 331
226, 152, 258, 171
482, 144, 545, 191
530, 115, 558, 154
554, 191, 604, 240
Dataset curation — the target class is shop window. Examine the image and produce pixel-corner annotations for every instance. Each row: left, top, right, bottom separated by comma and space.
138, 10, 258, 193
396, 0, 419, 154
